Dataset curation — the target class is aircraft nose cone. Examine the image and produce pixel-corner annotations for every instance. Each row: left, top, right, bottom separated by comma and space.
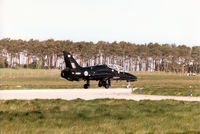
128, 73, 137, 81
133, 75, 137, 80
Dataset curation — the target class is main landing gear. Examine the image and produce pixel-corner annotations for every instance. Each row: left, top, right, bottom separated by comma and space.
83, 79, 131, 89
84, 80, 90, 89
98, 79, 111, 89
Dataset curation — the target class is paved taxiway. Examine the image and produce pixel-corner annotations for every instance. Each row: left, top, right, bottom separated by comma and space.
0, 88, 200, 101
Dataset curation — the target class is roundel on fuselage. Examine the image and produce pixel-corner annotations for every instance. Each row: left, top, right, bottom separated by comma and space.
84, 71, 89, 76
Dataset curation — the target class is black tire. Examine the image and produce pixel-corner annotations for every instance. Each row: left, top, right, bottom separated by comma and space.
84, 84, 89, 89
104, 84, 109, 89
98, 81, 103, 87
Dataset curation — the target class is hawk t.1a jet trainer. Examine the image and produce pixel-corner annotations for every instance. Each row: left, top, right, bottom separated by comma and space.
61, 51, 137, 89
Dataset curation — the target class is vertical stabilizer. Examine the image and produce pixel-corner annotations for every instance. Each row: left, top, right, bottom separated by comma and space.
63, 51, 81, 69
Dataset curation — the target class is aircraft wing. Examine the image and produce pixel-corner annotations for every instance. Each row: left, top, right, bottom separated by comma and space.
90, 72, 113, 79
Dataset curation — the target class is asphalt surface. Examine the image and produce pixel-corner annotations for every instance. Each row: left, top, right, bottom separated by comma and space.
0, 88, 200, 101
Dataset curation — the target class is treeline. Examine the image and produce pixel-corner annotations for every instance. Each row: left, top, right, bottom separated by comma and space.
0, 38, 199, 73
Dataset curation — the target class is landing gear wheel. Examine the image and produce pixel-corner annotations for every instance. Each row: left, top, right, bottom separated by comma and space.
105, 84, 109, 89
84, 84, 89, 89
102, 79, 110, 89
98, 81, 103, 87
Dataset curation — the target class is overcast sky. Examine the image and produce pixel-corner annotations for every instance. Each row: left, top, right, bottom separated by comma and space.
0, 0, 199, 46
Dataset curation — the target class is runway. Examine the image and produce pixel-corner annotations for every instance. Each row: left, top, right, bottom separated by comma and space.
0, 88, 200, 101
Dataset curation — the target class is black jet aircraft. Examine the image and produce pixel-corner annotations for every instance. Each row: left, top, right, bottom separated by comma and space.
61, 51, 137, 89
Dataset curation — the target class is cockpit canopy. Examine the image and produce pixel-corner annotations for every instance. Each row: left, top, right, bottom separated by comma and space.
107, 64, 126, 72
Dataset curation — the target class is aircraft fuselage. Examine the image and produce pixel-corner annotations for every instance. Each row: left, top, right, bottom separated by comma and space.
61, 51, 137, 89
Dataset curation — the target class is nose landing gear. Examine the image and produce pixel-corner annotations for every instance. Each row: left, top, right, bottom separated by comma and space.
126, 81, 130, 88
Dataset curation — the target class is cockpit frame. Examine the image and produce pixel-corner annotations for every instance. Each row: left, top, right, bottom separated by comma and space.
107, 64, 126, 72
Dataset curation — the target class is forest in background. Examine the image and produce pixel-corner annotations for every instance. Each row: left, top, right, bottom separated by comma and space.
0, 38, 199, 73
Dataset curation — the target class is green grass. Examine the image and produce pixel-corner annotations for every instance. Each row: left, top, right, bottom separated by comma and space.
0, 99, 199, 134
133, 72, 200, 96
0, 69, 200, 96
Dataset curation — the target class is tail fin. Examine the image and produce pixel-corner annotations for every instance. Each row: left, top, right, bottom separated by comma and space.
63, 51, 81, 69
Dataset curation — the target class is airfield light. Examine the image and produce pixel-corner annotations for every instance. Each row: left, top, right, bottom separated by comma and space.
189, 85, 192, 96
